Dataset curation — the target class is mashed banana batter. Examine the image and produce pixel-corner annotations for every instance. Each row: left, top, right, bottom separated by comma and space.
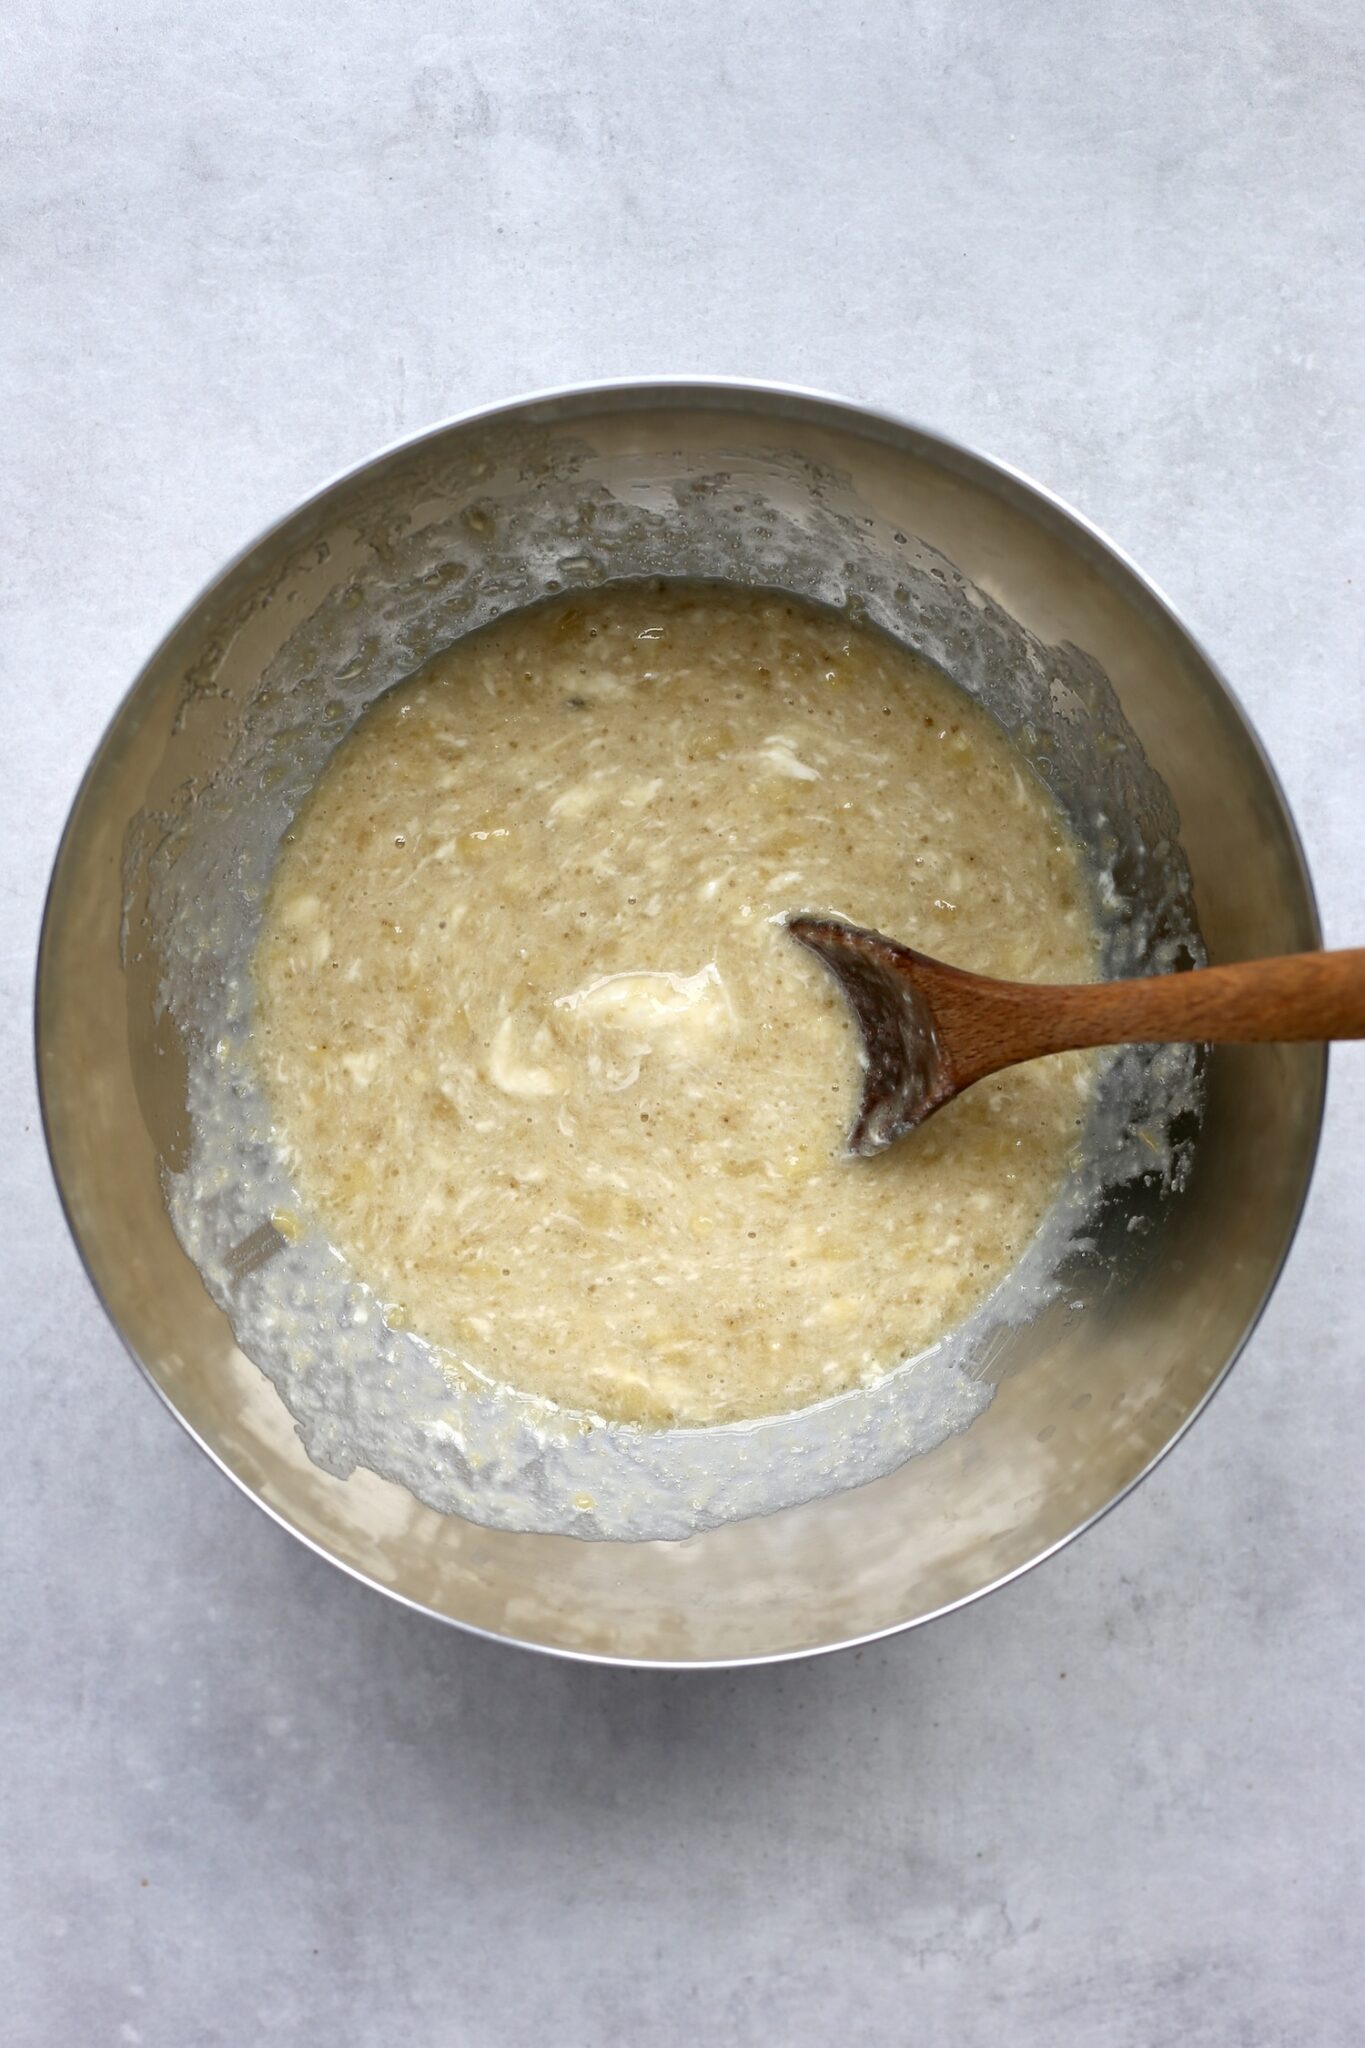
253, 582, 1098, 1426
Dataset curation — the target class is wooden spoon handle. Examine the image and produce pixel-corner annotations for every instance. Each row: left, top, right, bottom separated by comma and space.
1014, 948, 1365, 1060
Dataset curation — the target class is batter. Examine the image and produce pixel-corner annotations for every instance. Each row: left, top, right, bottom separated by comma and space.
252, 582, 1098, 1426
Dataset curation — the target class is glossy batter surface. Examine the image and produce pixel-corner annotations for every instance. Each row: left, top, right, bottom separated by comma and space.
253, 583, 1098, 1425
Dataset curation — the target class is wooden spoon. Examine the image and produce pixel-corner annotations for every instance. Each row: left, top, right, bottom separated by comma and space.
786, 914, 1365, 1158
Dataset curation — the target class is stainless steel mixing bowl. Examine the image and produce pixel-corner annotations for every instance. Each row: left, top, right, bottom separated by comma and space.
37, 381, 1323, 1665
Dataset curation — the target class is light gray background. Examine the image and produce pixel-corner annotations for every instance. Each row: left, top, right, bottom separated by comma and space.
4, 3, 1363, 2043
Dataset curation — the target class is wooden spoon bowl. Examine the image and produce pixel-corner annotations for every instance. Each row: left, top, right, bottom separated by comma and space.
787, 914, 1365, 1157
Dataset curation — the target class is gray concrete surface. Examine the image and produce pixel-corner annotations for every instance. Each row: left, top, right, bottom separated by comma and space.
4, 3, 1364, 2042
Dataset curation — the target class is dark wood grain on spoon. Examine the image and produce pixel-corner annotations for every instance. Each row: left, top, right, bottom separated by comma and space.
787, 914, 1365, 1158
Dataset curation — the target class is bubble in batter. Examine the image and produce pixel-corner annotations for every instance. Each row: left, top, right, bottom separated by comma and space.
252, 581, 1099, 1426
